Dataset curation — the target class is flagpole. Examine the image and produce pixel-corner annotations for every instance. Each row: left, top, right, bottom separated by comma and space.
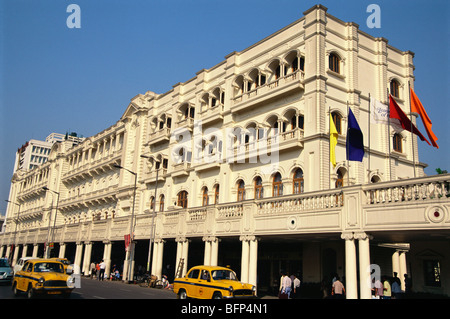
387, 88, 392, 181
408, 81, 416, 178
346, 101, 350, 186
329, 106, 331, 189
368, 93, 371, 181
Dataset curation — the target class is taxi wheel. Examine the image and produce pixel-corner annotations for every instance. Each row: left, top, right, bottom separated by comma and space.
12, 282, 20, 297
178, 289, 187, 299
27, 285, 35, 299
212, 292, 222, 299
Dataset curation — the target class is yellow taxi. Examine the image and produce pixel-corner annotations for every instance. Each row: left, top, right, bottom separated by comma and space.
12, 259, 75, 298
173, 265, 256, 299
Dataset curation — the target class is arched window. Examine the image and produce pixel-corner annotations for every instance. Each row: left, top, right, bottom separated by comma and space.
254, 176, 263, 199
331, 112, 342, 134
293, 168, 304, 194
329, 53, 340, 74
202, 187, 209, 206
390, 80, 400, 98
214, 185, 219, 205
150, 196, 155, 210
393, 133, 402, 152
237, 180, 245, 201
336, 169, 344, 188
178, 191, 188, 208
272, 173, 283, 197
159, 195, 165, 212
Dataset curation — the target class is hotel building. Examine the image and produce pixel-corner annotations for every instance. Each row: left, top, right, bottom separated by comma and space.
1, 5, 449, 298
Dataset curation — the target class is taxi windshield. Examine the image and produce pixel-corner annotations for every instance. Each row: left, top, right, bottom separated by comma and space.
34, 262, 64, 273
211, 269, 238, 281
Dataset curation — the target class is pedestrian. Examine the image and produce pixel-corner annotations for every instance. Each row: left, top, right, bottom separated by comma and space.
331, 275, 345, 299
373, 278, 383, 299
293, 274, 301, 299
391, 276, 402, 299
90, 262, 96, 279
96, 262, 100, 280
99, 259, 106, 281
279, 272, 292, 299
382, 276, 391, 299
404, 274, 412, 295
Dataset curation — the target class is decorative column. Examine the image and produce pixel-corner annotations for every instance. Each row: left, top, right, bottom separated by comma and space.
248, 236, 259, 288
181, 239, 189, 277
175, 237, 190, 278
202, 236, 220, 266
32, 244, 39, 258
155, 239, 165, 280
341, 232, 358, 299
82, 242, 92, 276
240, 236, 250, 283
210, 238, 219, 267
12, 245, 20, 266
203, 237, 211, 266
356, 232, 372, 299
73, 242, 84, 273
58, 243, 66, 258
103, 241, 112, 279
21, 244, 28, 258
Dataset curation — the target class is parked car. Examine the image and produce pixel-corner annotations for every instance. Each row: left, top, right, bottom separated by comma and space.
173, 265, 256, 299
0, 258, 13, 285
12, 258, 75, 298
13, 257, 36, 275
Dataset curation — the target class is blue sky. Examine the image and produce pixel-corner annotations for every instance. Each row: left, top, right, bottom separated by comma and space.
1, 0, 449, 215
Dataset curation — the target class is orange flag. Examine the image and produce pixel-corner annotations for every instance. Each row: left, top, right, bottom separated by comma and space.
410, 88, 439, 148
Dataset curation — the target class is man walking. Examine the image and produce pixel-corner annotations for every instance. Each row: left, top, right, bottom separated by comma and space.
99, 260, 106, 281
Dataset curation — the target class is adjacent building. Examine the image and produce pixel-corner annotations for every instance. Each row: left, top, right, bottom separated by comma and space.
1, 5, 449, 298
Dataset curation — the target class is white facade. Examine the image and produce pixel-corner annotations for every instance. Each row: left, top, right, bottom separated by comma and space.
1, 5, 449, 298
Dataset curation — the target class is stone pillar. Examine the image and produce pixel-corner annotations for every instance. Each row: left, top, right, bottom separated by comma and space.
203, 236, 219, 266
392, 250, 400, 278
32, 244, 39, 258
12, 245, 20, 266
399, 251, 408, 290
22, 244, 28, 258
203, 237, 211, 265
240, 236, 250, 283
151, 240, 159, 276
5, 245, 11, 260
155, 240, 165, 280
181, 239, 189, 277
0, 246, 4, 258
342, 232, 358, 299
123, 241, 136, 282
103, 241, 112, 279
82, 242, 92, 276
248, 236, 259, 288
74, 242, 84, 273
175, 237, 190, 278
58, 243, 66, 258
210, 238, 219, 267
356, 232, 372, 299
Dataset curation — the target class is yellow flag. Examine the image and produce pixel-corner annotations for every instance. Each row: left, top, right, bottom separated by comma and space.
330, 114, 338, 167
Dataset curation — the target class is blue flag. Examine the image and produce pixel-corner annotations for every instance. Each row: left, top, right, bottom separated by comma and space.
346, 108, 364, 162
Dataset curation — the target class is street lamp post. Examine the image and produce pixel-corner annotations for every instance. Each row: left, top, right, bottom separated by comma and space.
42, 187, 60, 258
5, 200, 21, 263
113, 163, 137, 283
140, 155, 159, 274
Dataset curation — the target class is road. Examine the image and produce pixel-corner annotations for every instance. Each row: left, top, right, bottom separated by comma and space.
0, 277, 177, 299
